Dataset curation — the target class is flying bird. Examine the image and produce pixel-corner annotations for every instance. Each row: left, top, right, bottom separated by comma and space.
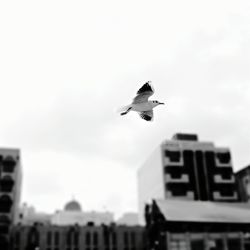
119, 81, 164, 121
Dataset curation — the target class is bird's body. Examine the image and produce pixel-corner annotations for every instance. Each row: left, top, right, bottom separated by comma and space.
119, 81, 164, 121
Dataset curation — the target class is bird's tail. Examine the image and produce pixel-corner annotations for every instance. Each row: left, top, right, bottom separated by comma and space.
117, 105, 132, 116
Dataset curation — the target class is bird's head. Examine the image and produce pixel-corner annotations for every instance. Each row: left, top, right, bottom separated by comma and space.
151, 100, 165, 107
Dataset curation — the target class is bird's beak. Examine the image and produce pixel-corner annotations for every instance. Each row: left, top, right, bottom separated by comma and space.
159, 102, 165, 105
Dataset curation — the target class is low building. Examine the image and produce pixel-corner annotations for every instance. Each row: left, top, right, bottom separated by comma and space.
145, 199, 250, 250
116, 213, 139, 226
51, 199, 114, 226
18, 203, 51, 225
10, 223, 145, 250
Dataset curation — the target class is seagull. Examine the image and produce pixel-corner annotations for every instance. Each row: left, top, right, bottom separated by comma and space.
119, 81, 164, 121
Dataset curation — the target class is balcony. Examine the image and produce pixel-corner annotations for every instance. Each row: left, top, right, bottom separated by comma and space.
213, 191, 238, 201
2, 156, 17, 173
214, 175, 235, 184
165, 174, 189, 183
163, 150, 183, 166
166, 190, 194, 200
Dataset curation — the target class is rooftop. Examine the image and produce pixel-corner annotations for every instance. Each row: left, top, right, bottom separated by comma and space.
155, 199, 250, 224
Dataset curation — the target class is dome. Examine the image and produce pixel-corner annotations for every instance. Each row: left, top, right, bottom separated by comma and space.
64, 200, 82, 212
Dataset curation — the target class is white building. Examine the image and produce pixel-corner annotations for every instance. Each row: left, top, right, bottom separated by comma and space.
137, 133, 238, 224
116, 212, 139, 226
51, 199, 114, 225
18, 203, 51, 225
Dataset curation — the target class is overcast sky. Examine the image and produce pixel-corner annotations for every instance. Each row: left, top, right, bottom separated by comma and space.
0, 1, 250, 218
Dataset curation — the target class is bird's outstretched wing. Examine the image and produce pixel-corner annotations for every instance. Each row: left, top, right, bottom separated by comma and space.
139, 110, 154, 121
132, 81, 154, 104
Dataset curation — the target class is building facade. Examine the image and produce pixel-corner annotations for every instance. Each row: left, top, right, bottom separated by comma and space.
116, 213, 139, 226
235, 165, 250, 202
0, 148, 22, 249
51, 199, 114, 226
18, 203, 52, 226
145, 199, 250, 250
138, 133, 239, 223
10, 224, 145, 250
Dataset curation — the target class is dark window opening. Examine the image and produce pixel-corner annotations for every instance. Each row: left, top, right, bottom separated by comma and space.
85, 232, 91, 245
221, 172, 233, 180
14, 231, 21, 245
171, 187, 188, 196
2, 156, 16, 173
0, 215, 11, 224
112, 232, 117, 245
219, 189, 235, 196
66, 231, 72, 246
103, 225, 110, 246
227, 238, 241, 250
0, 176, 14, 192
46, 232, 52, 245
0, 235, 9, 249
74, 232, 79, 246
0, 225, 9, 234
165, 150, 181, 162
170, 172, 182, 179
27, 228, 40, 246
54, 232, 59, 245
191, 239, 204, 250
124, 232, 129, 245
216, 152, 231, 164
0, 195, 13, 213
195, 151, 209, 201
130, 232, 136, 245
93, 232, 98, 245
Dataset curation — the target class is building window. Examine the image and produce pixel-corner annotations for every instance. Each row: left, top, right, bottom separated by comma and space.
27, 228, 40, 248
74, 232, 79, 246
216, 152, 231, 164
170, 172, 182, 179
190, 239, 204, 250
219, 186, 235, 196
124, 232, 129, 245
14, 231, 21, 245
166, 183, 189, 196
131, 232, 136, 246
0, 215, 11, 225
0, 195, 13, 213
85, 232, 91, 245
112, 232, 117, 245
93, 232, 98, 245
0, 225, 9, 234
66, 231, 72, 246
2, 156, 16, 173
54, 232, 59, 245
165, 151, 181, 162
0, 176, 14, 192
103, 226, 110, 246
227, 238, 241, 250
47, 232, 52, 245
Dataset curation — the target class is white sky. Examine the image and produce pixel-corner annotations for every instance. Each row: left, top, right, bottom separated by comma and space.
0, 1, 250, 218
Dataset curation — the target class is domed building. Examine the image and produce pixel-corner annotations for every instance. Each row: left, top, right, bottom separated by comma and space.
51, 198, 114, 226
64, 199, 82, 212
